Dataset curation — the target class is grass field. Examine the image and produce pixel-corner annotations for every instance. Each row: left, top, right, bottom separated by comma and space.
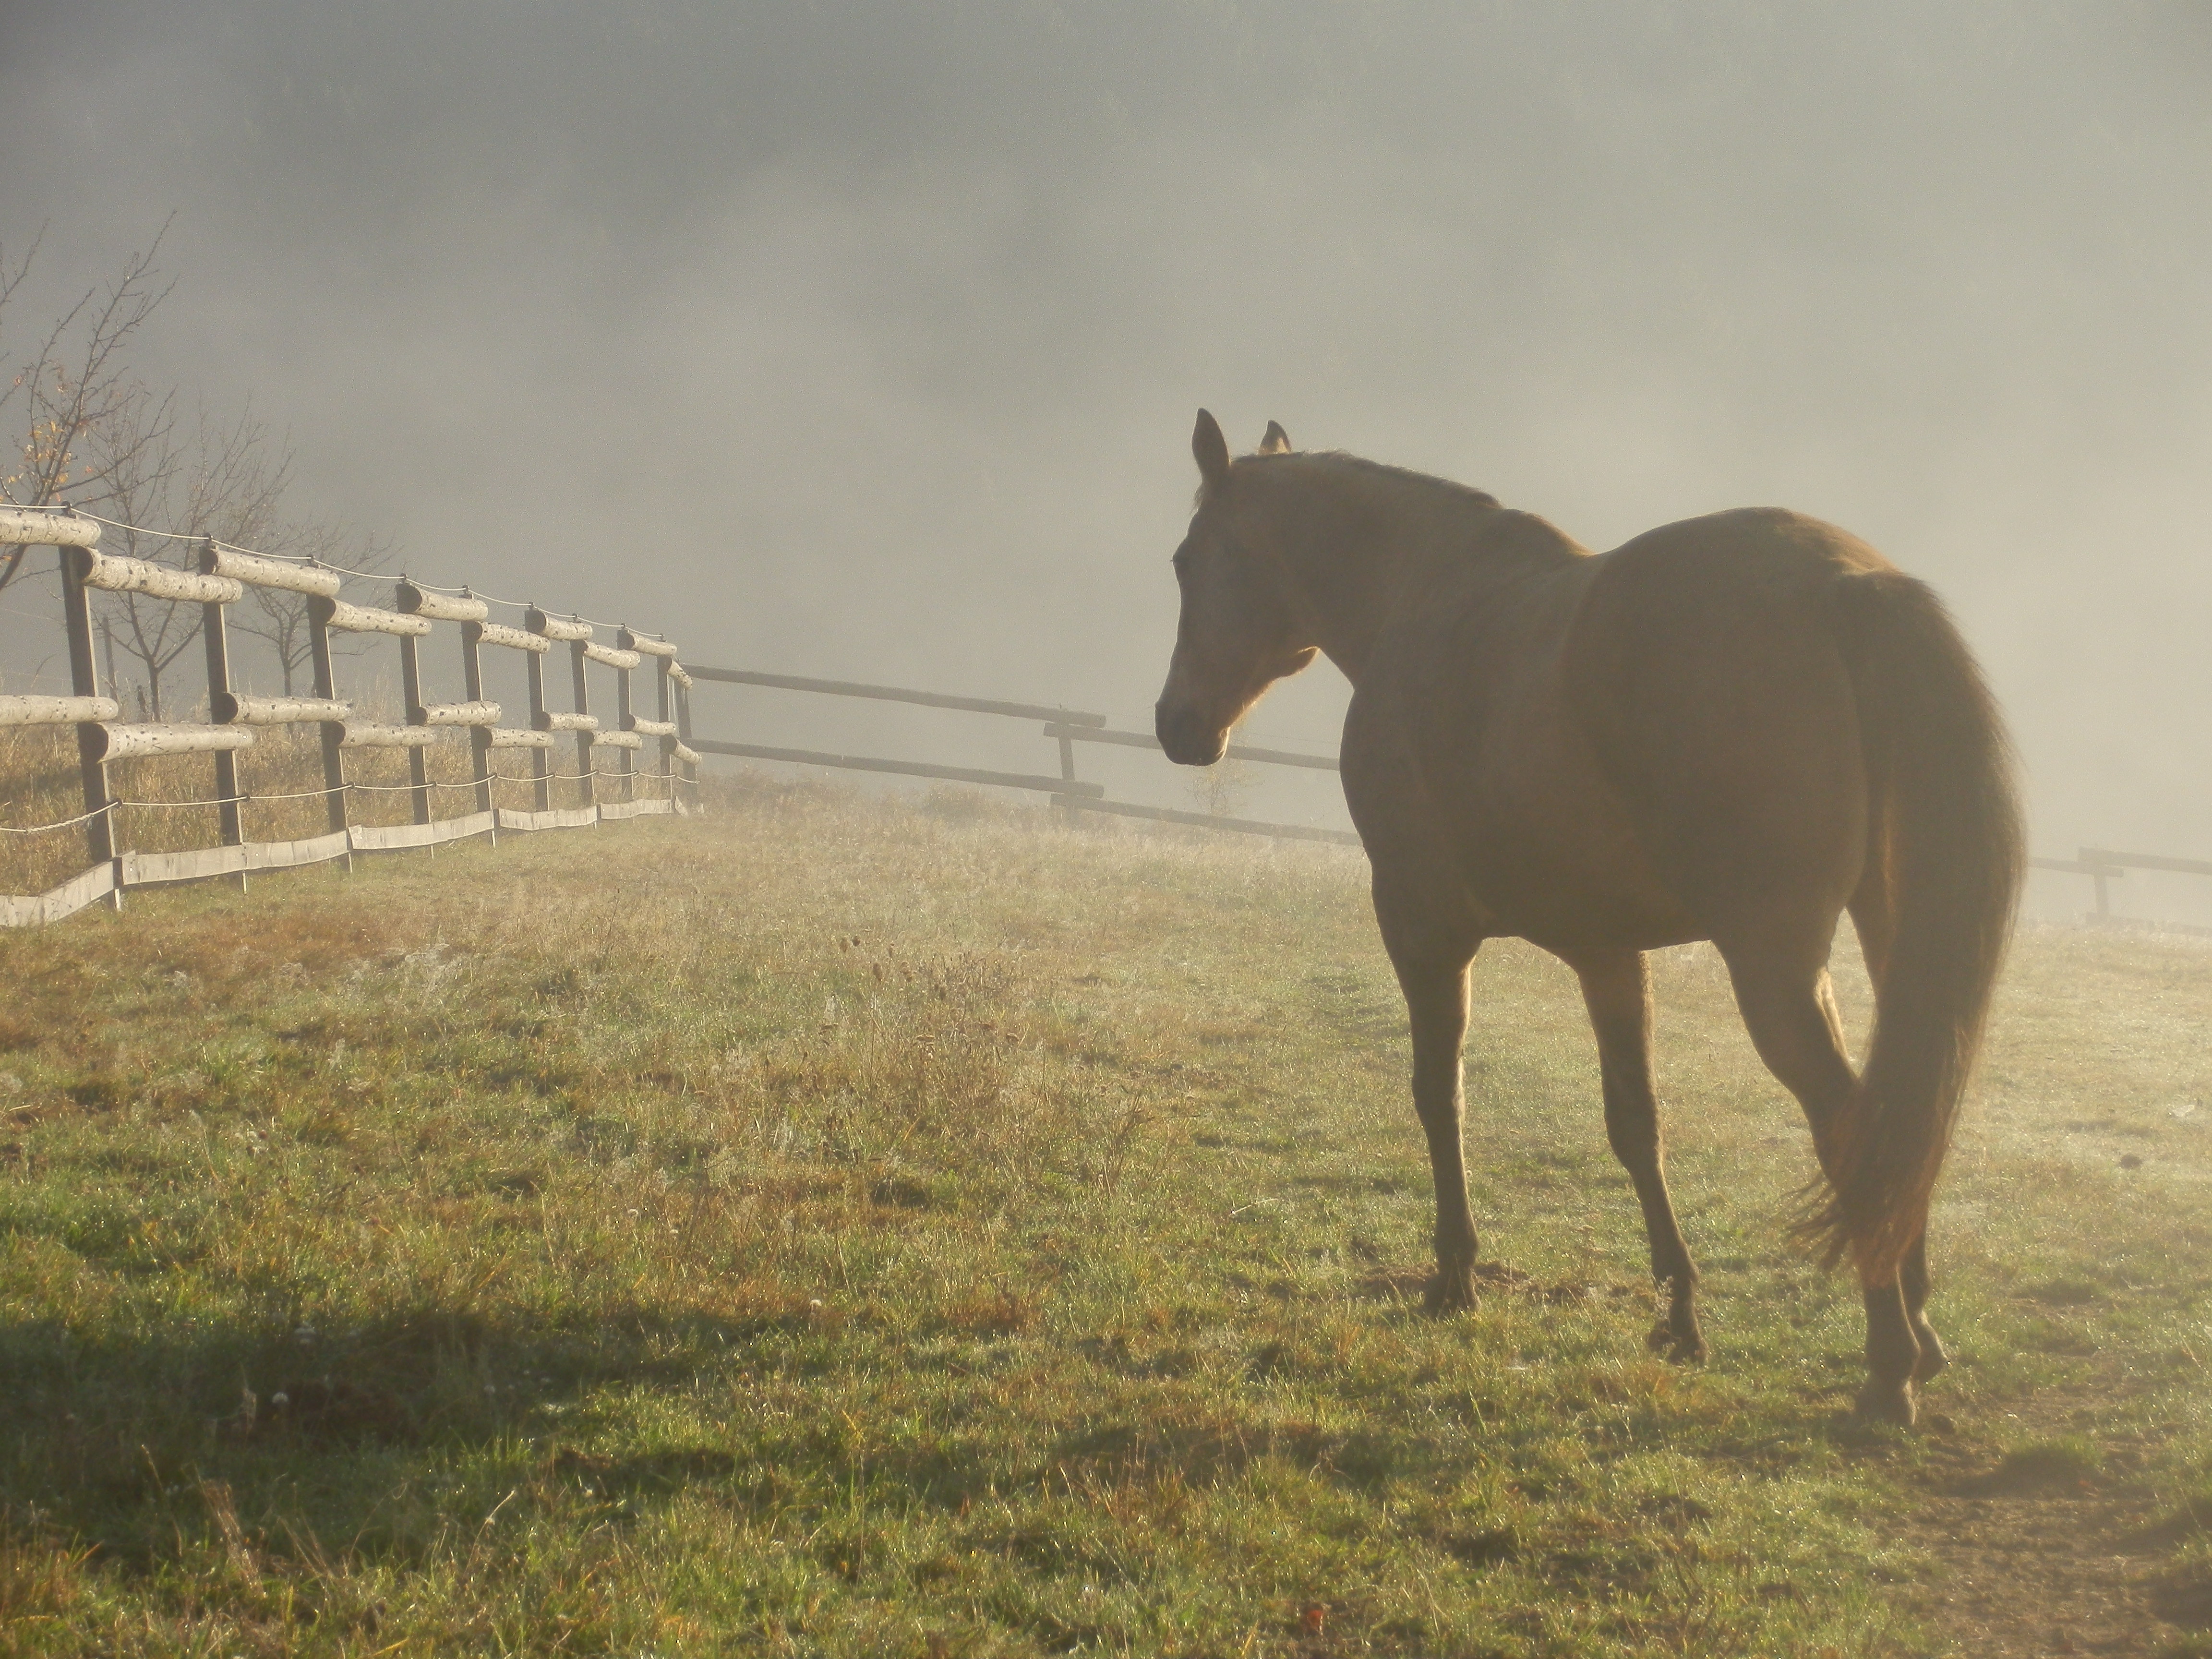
1, 774, 2207, 1656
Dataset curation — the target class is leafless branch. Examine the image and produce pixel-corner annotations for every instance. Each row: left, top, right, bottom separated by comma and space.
0, 221, 178, 591
91, 396, 295, 718
232, 519, 396, 696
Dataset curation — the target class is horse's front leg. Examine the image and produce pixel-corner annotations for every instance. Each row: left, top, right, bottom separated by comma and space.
1384, 936, 1482, 1311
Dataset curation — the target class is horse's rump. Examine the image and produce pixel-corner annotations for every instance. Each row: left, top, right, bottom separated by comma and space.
1561, 509, 1881, 927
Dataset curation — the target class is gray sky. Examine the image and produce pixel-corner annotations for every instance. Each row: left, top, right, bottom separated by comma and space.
4, 2, 2209, 914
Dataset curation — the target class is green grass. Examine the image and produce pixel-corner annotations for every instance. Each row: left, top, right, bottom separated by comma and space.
1, 774, 2208, 1655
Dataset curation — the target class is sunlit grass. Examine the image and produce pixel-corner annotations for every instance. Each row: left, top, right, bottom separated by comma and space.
0, 773, 2206, 1655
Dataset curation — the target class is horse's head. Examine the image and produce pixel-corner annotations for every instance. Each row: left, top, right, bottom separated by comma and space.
1154, 409, 1319, 766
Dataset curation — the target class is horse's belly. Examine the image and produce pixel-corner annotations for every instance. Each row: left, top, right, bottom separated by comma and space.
1452, 811, 1704, 952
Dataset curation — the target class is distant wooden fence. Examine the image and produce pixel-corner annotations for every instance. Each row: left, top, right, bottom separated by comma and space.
2029, 848, 2212, 920
689, 661, 2212, 916
0, 506, 702, 926
687, 663, 1360, 847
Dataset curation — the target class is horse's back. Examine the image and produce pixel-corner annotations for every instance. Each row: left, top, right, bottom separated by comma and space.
1562, 508, 1885, 930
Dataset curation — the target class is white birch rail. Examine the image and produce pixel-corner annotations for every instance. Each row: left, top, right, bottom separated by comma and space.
0, 506, 101, 547
122, 830, 355, 886
0, 861, 118, 926
525, 610, 593, 642
92, 723, 256, 761
3, 794, 685, 926
311, 597, 432, 637
0, 694, 120, 725
395, 582, 489, 622
670, 739, 700, 765
252, 830, 353, 870
124, 843, 244, 885
495, 805, 599, 832
7, 499, 695, 926
213, 693, 352, 725
349, 810, 496, 852
413, 700, 501, 727
667, 663, 693, 688
200, 545, 342, 596
467, 621, 552, 653
75, 549, 242, 604
339, 722, 440, 749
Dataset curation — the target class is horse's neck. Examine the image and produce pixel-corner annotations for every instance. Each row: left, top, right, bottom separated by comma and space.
1257, 460, 1519, 683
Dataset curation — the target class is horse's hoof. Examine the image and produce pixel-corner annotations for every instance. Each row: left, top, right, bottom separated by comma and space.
1425, 1269, 1477, 1314
1910, 1328, 1948, 1382
1647, 1320, 1707, 1364
1854, 1378, 1918, 1428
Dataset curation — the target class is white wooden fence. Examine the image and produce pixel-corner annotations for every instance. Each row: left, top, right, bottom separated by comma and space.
0, 506, 702, 926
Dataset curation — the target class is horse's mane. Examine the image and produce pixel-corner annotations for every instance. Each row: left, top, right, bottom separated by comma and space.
1238, 449, 1502, 510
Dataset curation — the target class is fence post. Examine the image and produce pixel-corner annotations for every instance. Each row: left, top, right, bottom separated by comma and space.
197, 541, 247, 887
655, 655, 673, 798
524, 627, 552, 813
674, 674, 696, 799
1054, 722, 1078, 819
2081, 849, 2116, 920
307, 597, 353, 865
59, 545, 118, 890
568, 630, 596, 811
459, 599, 496, 828
613, 645, 637, 805
395, 582, 433, 828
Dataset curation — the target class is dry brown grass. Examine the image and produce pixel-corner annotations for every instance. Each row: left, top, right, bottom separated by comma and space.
0, 772, 2204, 1655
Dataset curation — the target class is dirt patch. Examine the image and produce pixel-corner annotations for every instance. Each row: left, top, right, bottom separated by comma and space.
1901, 1383, 2197, 1656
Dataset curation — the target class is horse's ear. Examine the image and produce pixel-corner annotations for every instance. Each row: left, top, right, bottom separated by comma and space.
1192, 409, 1230, 489
1258, 420, 1292, 455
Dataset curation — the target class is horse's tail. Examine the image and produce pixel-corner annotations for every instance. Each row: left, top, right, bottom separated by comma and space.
1810, 568, 2023, 1279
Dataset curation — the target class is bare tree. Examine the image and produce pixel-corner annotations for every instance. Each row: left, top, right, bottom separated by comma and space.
90, 397, 291, 719
0, 226, 177, 591
233, 518, 395, 695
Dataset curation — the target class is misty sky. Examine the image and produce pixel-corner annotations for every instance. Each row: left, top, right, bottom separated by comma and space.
3, 2, 2209, 915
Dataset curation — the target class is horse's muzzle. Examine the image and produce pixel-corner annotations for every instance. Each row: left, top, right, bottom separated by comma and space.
1155, 700, 1228, 766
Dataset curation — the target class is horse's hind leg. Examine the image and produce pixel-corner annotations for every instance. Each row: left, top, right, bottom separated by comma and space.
1572, 949, 1703, 1361
1901, 1232, 1944, 1382
1720, 933, 1923, 1424
1849, 882, 1947, 1386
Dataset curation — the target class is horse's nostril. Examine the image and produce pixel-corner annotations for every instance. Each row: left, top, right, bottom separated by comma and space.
1155, 703, 1202, 765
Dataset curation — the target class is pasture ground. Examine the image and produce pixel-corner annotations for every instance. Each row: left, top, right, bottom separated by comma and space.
1, 774, 2207, 1657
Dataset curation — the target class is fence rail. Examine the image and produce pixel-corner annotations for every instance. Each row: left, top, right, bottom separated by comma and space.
688, 662, 1359, 846
0, 506, 701, 927
690, 661, 2209, 894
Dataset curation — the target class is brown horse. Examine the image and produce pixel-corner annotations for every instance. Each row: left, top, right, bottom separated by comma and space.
1154, 410, 2021, 1425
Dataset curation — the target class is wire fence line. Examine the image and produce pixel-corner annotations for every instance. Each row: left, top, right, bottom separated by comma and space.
0, 508, 703, 926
